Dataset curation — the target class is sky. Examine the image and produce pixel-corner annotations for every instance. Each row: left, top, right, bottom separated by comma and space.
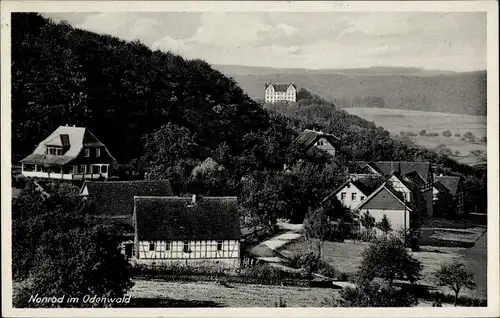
43, 12, 487, 71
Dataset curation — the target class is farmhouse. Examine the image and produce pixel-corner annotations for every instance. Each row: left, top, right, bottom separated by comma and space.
294, 129, 341, 160
265, 83, 297, 103
133, 195, 240, 269
433, 175, 464, 217
80, 180, 173, 257
355, 181, 415, 234
361, 161, 434, 216
324, 174, 384, 210
20, 125, 115, 180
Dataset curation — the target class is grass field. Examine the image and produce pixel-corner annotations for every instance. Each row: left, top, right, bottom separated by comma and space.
128, 280, 337, 307
343, 107, 487, 166
278, 233, 487, 299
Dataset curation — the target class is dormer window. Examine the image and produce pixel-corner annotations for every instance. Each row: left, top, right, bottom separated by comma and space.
96, 148, 101, 157
46, 147, 63, 156
84, 149, 90, 157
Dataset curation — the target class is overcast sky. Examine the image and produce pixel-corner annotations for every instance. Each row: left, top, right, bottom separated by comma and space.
43, 12, 486, 71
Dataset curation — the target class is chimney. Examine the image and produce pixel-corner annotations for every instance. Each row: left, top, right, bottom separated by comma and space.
73, 125, 76, 127
65, 124, 68, 126
191, 194, 197, 205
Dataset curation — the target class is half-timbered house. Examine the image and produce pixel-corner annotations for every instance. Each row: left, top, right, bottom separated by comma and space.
133, 195, 240, 269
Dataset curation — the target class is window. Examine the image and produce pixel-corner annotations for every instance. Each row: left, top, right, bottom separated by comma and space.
340, 192, 346, 200
96, 148, 101, 157
217, 240, 223, 251
149, 242, 155, 251
49, 148, 56, 155
183, 241, 190, 253
92, 165, 100, 174
165, 241, 171, 251
56, 148, 62, 156
352, 193, 357, 201
80, 165, 87, 173
360, 196, 365, 201
84, 149, 90, 157
101, 165, 108, 173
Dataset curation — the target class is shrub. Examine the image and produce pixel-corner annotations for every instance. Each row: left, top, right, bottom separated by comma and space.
419, 130, 427, 136
12, 174, 28, 189
454, 133, 461, 137
407, 132, 417, 137
316, 260, 337, 278
358, 236, 422, 287
442, 130, 452, 137
274, 297, 287, 307
338, 282, 418, 307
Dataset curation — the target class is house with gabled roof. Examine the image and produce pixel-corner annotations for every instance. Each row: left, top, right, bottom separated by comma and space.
20, 125, 116, 180
80, 180, 173, 257
293, 128, 341, 161
323, 174, 385, 210
360, 161, 434, 217
133, 195, 240, 269
433, 175, 464, 217
355, 181, 415, 234
265, 82, 297, 103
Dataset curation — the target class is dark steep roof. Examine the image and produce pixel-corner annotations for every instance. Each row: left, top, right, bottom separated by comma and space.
294, 129, 341, 152
134, 196, 240, 241
266, 83, 296, 92
434, 176, 461, 196
82, 180, 173, 218
368, 161, 431, 183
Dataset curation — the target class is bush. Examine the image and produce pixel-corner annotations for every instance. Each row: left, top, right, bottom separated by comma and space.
454, 133, 461, 137
12, 174, 28, 189
407, 132, 417, 137
338, 282, 418, 307
419, 130, 427, 136
274, 297, 287, 307
442, 130, 452, 137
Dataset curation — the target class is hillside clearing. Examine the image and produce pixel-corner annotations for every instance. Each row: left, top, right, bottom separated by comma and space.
343, 107, 486, 165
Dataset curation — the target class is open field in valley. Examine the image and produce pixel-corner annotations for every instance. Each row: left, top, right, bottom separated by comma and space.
343, 108, 487, 166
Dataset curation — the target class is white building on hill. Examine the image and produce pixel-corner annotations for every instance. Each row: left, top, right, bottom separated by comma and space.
265, 83, 297, 103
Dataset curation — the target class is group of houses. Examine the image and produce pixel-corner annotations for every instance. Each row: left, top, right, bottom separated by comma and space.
17, 108, 464, 268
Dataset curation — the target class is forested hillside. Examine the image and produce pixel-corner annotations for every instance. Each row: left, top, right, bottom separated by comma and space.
11, 13, 487, 223
214, 65, 487, 116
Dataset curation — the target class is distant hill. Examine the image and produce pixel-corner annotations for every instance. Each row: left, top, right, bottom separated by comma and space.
213, 65, 487, 116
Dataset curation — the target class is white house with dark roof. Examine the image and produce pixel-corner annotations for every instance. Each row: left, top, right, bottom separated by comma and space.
355, 181, 415, 235
265, 83, 297, 103
133, 195, 240, 269
20, 125, 115, 180
360, 161, 434, 217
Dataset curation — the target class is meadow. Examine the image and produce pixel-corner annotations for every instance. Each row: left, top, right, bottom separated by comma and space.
343, 107, 487, 166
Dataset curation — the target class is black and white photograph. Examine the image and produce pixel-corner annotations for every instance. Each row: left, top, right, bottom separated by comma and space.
1, 1, 498, 317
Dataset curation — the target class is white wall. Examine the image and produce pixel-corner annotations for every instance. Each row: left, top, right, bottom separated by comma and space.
137, 239, 239, 260
358, 208, 411, 233
336, 183, 366, 209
